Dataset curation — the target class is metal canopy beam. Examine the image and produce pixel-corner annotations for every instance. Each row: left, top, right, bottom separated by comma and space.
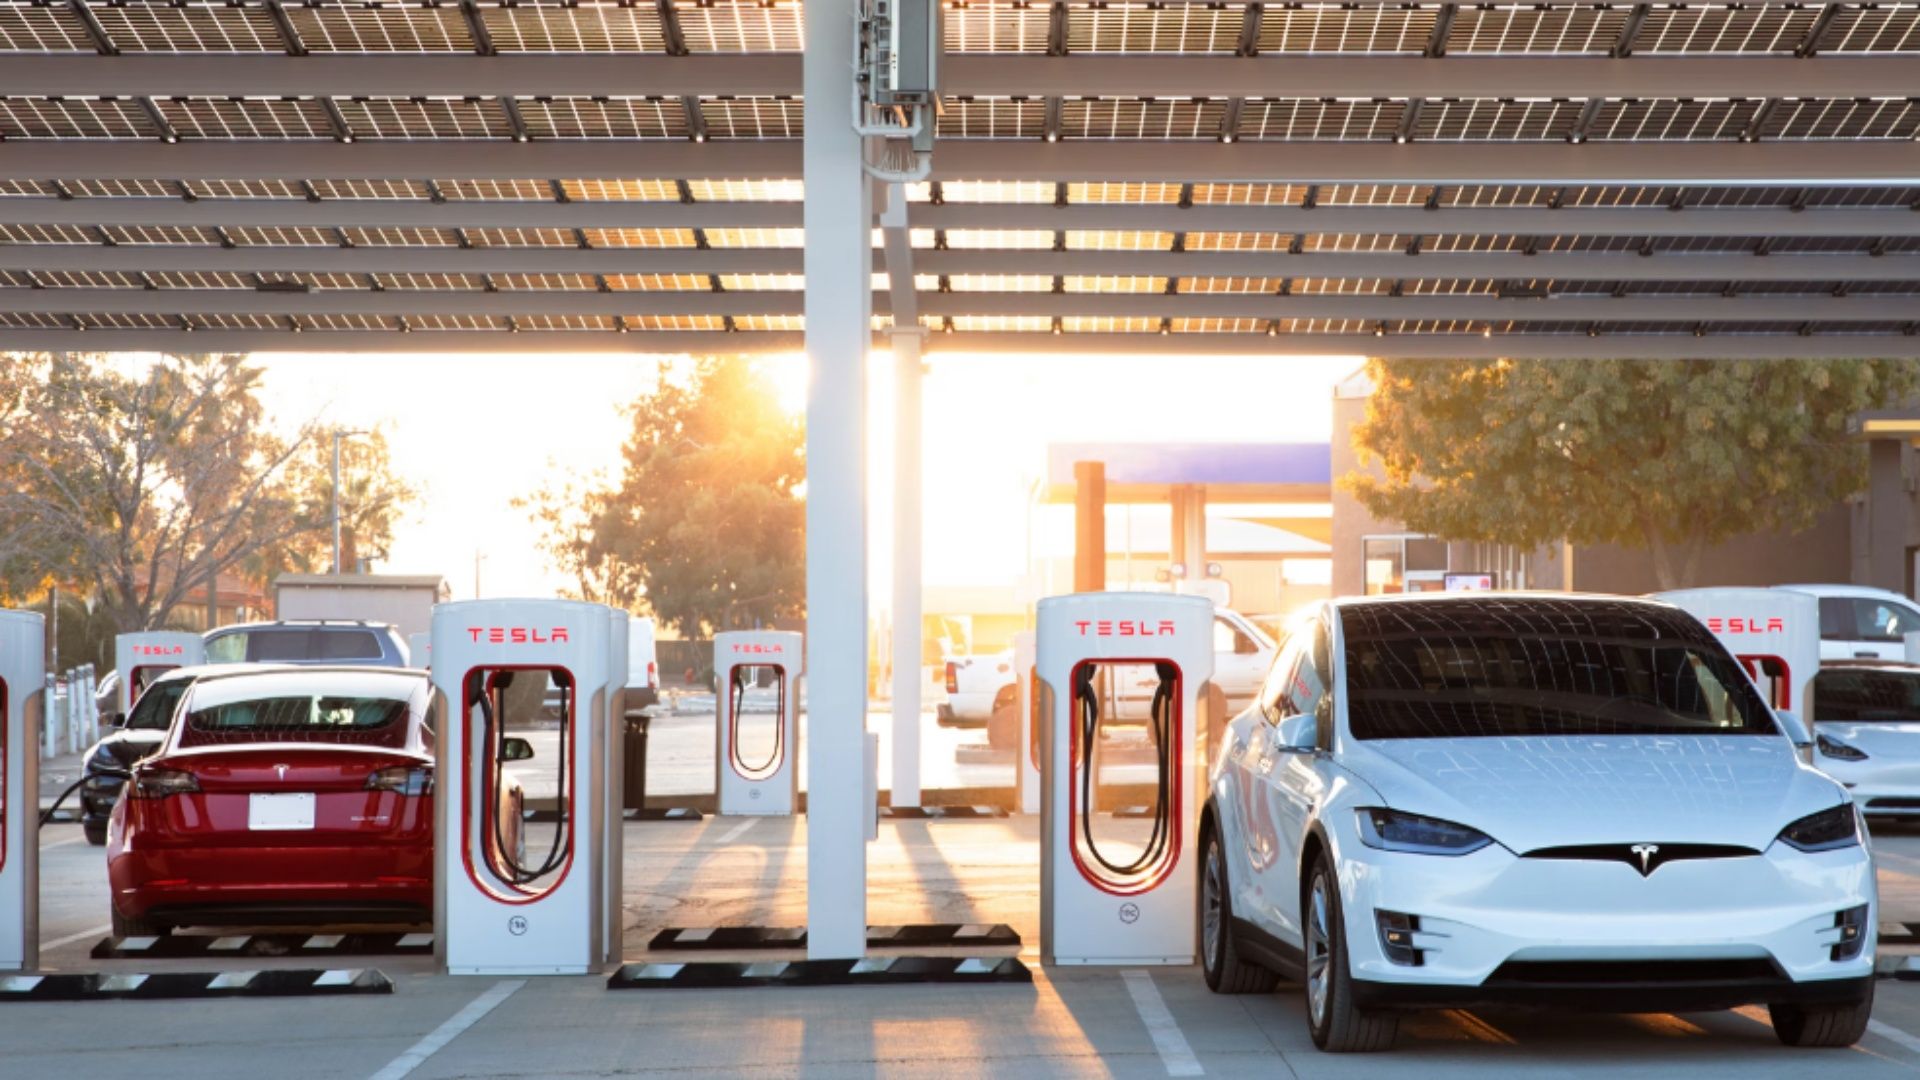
1, 327, 1913, 359
4, 54, 1914, 100
5, 199, 1920, 239
5, 246, 1917, 282
10, 290, 1919, 323
7, 139, 1915, 185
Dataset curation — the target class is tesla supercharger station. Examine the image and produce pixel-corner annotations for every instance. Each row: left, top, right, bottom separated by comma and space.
600, 609, 627, 966
435, 599, 619, 975
1039, 592, 1213, 966
1655, 588, 1820, 715
113, 631, 204, 716
1, 611, 44, 973
1013, 630, 1039, 816
714, 631, 802, 816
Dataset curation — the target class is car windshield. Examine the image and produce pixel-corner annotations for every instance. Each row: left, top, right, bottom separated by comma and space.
1814, 669, 1920, 724
1342, 598, 1778, 740
125, 679, 189, 731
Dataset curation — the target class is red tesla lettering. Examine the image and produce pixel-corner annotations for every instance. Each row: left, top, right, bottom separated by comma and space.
554, 627, 569, 643
1075, 620, 1091, 636
1705, 615, 1787, 635
488, 628, 505, 644
468, 628, 483, 642
1159, 620, 1175, 636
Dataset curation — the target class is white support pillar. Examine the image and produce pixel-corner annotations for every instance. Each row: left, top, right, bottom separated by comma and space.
890, 332, 924, 809
803, 0, 872, 962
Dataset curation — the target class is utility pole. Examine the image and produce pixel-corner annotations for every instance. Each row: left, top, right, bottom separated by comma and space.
48, 583, 57, 674
331, 428, 370, 574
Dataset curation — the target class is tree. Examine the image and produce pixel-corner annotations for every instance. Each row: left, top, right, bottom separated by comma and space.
0, 354, 325, 632
244, 426, 419, 585
525, 357, 805, 637
1345, 358, 1920, 590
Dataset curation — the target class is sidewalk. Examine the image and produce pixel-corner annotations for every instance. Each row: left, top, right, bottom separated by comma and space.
39, 749, 88, 813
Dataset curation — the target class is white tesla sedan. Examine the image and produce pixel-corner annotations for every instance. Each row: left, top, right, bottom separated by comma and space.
1812, 662, 1920, 816
1201, 594, 1875, 1052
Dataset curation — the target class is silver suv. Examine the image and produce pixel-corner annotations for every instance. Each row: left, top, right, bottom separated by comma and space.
203, 620, 410, 667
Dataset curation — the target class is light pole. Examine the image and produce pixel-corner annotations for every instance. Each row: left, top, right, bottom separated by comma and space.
331, 428, 370, 574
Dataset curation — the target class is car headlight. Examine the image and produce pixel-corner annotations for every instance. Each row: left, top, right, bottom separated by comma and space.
1356, 808, 1494, 856
1776, 804, 1861, 853
1816, 734, 1869, 762
85, 745, 129, 779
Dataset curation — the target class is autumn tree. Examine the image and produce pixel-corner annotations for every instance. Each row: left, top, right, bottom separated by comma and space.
1345, 358, 1920, 590
526, 357, 804, 637
0, 354, 327, 632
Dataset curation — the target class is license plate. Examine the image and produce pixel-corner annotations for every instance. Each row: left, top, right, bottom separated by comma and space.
248, 792, 316, 831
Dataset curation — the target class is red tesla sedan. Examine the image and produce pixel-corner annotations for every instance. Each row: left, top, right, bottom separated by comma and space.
107, 667, 447, 936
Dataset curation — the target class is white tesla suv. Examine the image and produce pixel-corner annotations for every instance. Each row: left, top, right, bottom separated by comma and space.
1201, 594, 1875, 1052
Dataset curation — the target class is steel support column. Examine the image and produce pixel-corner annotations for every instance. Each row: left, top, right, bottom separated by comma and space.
889, 332, 925, 810
802, 0, 871, 962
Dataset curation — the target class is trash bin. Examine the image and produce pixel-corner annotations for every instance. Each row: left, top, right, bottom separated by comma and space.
622, 714, 649, 812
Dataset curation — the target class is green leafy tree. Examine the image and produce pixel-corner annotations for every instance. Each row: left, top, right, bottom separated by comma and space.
1345, 358, 1920, 589
0, 354, 325, 632
525, 357, 805, 636
244, 426, 419, 584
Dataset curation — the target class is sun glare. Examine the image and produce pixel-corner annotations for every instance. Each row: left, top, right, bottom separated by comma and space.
763, 353, 810, 415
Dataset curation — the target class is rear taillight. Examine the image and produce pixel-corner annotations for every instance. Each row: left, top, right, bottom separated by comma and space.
945, 662, 959, 693
647, 661, 658, 689
367, 766, 433, 797
130, 768, 200, 799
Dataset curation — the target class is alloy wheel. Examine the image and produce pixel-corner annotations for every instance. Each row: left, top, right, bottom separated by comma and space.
1306, 874, 1332, 1026
1202, 840, 1223, 973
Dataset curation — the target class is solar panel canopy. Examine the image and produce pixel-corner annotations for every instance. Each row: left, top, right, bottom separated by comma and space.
1, 0, 1917, 357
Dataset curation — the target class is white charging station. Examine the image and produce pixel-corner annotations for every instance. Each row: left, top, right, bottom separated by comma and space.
600, 608, 628, 966
112, 631, 204, 717
1, 610, 44, 973
1039, 592, 1213, 966
1655, 588, 1820, 714
714, 631, 801, 816
1012, 630, 1039, 816
435, 599, 618, 975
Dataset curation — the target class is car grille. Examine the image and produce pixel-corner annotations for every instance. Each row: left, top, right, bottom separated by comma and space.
1521, 843, 1757, 875
1485, 959, 1781, 988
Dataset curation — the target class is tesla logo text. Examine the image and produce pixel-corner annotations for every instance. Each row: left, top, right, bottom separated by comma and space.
466, 627, 571, 644
1630, 843, 1660, 876
731, 644, 784, 655
131, 645, 185, 656
1704, 617, 1786, 635
1074, 620, 1178, 637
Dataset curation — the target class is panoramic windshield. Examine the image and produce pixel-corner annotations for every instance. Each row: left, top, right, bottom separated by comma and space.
1342, 598, 1778, 740
1815, 669, 1920, 724
125, 680, 189, 731
180, 691, 411, 747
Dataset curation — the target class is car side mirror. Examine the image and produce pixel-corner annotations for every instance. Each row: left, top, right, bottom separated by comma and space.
107, 712, 126, 729
500, 736, 536, 762
1775, 709, 1812, 749
1273, 711, 1317, 753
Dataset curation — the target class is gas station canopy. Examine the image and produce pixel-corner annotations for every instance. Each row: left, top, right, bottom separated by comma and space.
0, 0, 1918, 359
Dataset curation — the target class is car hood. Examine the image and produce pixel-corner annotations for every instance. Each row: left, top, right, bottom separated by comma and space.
1339, 734, 1845, 853
86, 728, 168, 773
1819, 722, 1920, 759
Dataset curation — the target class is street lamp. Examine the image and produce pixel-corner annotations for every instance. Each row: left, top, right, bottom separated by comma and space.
331, 428, 371, 574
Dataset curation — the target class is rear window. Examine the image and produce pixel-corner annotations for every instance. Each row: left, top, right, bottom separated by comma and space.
126, 679, 189, 731
1342, 598, 1778, 740
1814, 669, 1920, 724
317, 629, 383, 660
180, 694, 409, 746
250, 630, 313, 662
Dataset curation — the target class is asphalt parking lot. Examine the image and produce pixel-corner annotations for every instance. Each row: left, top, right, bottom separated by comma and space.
19, 816, 1920, 1077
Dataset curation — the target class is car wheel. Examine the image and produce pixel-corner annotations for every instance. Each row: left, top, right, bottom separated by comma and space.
1770, 983, 1874, 1048
1304, 860, 1398, 1053
110, 908, 167, 939
1200, 826, 1278, 994
83, 820, 108, 847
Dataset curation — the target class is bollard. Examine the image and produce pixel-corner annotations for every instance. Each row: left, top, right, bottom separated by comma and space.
43, 672, 56, 759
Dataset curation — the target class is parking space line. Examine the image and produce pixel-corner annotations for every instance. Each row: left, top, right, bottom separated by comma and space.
368, 979, 525, 1080
717, 819, 755, 844
40, 834, 85, 851
1443, 1010, 1517, 1044
41, 924, 110, 951
1870, 1019, 1920, 1058
1121, 970, 1203, 1077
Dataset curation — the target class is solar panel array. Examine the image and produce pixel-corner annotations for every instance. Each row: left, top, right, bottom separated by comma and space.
0, 0, 1917, 355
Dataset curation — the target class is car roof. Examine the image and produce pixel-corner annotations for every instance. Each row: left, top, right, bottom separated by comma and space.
1777, 584, 1915, 602
205, 619, 399, 633
142, 661, 298, 685
1819, 660, 1920, 675
1329, 590, 1672, 611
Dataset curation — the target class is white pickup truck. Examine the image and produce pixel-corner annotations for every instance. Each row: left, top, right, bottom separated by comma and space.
937, 607, 1277, 727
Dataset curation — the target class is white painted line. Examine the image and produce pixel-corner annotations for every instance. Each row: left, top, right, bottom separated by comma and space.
1869, 1019, 1920, 1058
40, 834, 85, 851
368, 979, 525, 1080
1122, 970, 1203, 1077
41, 924, 111, 951
717, 819, 755, 844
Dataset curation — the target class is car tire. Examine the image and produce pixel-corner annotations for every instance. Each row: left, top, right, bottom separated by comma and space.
83, 820, 108, 847
110, 908, 167, 939
1770, 983, 1874, 1048
1304, 859, 1399, 1053
1200, 825, 1278, 994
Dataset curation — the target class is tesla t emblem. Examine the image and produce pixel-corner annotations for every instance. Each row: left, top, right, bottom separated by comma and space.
274, 764, 290, 780
1630, 844, 1660, 876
